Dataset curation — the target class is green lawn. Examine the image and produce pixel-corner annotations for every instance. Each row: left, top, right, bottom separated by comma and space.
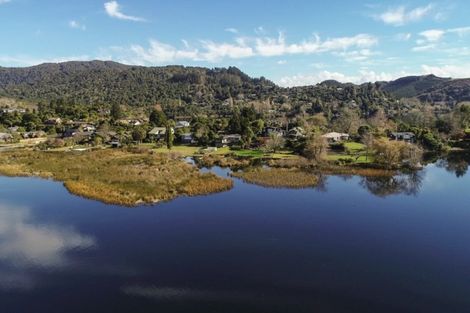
328, 141, 372, 164
326, 153, 374, 164
150, 145, 297, 160
232, 149, 297, 159
465, 128, 470, 134
343, 141, 365, 152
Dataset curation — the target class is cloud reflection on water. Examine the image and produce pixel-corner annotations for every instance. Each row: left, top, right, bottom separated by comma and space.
0, 203, 95, 289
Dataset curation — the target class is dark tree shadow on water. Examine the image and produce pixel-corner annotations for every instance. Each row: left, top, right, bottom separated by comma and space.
359, 171, 425, 197
436, 152, 470, 178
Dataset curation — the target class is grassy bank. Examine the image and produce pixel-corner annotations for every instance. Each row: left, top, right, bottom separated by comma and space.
0, 149, 233, 206
232, 168, 319, 188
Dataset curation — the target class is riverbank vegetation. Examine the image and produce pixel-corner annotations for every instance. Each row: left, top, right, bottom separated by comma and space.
231, 168, 320, 189
0, 149, 233, 206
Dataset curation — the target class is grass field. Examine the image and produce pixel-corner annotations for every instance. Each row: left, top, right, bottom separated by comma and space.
151, 145, 297, 160
327, 141, 373, 164
232, 168, 319, 188
0, 149, 233, 206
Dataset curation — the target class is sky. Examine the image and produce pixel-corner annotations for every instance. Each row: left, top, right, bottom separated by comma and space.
1, 0, 470, 86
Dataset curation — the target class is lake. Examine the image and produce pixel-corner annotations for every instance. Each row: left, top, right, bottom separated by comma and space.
1, 155, 470, 313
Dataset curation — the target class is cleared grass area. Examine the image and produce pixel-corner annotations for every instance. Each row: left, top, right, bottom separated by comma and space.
153, 145, 200, 156
327, 154, 374, 164
232, 149, 297, 159
232, 168, 319, 188
344, 141, 365, 152
0, 149, 233, 206
327, 141, 373, 164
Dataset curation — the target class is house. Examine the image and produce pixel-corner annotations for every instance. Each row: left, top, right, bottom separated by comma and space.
180, 133, 194, 144
0, 133, 13, 143
82, 124, 96, 132
22, 131, 46, 139
288, 127, 306, 139
63, 128, 80, 138
45, 117, 62, 125
149, 127, 173, 141
264, 127, 286, 137
390, 132, 415, 142
322, 132, 350, 142
117, 119, 143, 127
221, 134, 242, 146
110, 140, 121, 148
1, 108, 26, 114
175, 121, 190, 129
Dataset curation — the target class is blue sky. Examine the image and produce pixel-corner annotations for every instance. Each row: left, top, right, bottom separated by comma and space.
1, 0, 470, 86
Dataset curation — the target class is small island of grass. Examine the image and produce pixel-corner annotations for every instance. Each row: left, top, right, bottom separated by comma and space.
231, 168, 319, 189
0, 149, 233, 206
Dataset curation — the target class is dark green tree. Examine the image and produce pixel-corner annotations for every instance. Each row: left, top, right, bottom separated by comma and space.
110, 103, 122, 121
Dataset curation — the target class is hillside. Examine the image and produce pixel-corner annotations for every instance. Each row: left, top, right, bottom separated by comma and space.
380, 74, 451, 98
1, 61, 470, 113
0, 61, 276, 106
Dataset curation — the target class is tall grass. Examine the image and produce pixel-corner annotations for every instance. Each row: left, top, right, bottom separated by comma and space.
232, 168, 319, 189
0, 149, 233, 206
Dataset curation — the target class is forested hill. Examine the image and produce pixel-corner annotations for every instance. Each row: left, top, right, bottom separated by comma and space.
0, 61, 277, 106
1, 61, 469, 109
379, 74, 470, 105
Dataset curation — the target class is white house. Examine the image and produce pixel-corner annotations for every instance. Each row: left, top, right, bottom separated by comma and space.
322, 132, 350, 142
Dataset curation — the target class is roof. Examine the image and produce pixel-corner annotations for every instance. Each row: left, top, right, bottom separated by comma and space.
149, 127, 167, 135
391, 132, 415, 136
0, 132, 13, 139
322, 132, 349, 138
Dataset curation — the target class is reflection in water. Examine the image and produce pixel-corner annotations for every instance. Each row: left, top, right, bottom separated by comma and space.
436, 152, 470, 178
0, 203, 95, 289
122, 285, 262, 304
360, 171, 424, 197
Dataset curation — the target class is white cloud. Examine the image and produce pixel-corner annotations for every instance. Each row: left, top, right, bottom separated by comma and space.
412, 44, 436, 52
334, 49, 378, 62
104, 1, 145, 22
421, 64, 470, 78
448, 26, 470, 37
122, 32, 378, 64
69, 20, 86, 31
254, 33, 377, 57
0, 54, 91, 67
375, 4, 434, 26
278, 62, 470, 87
0, 0, 11, 4
277, 60, 287, 65
395, 33, 412, 41
412, 26, 470, 51
225, 28, 238, 34
278, 69, 411, 87
418, 29, 445, 42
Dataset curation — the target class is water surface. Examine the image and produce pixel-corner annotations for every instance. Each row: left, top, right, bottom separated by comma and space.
1, 157, 470, 313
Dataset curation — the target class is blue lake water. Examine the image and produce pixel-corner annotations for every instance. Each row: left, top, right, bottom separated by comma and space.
0, 158, 470, 313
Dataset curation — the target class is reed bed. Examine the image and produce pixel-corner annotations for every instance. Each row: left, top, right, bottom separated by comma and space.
232, 168, 319, 189
0, 149, 233, 206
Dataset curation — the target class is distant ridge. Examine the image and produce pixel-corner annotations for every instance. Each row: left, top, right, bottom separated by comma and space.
1, 61, 470, 106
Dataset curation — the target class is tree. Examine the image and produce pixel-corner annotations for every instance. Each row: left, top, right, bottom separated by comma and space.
263, 134, 285, 153
165, 121, 174, 150
131, 127, 147, 143
149, 109, 167, 126
110, 103, 122, 121
303, 133, 328, 162
373, 139, 423, 169
333, 108, 360, 134
361, 132, 375, 162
